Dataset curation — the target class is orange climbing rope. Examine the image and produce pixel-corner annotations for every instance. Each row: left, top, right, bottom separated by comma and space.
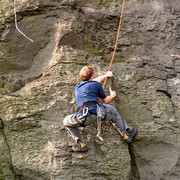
103, 0, 126, 89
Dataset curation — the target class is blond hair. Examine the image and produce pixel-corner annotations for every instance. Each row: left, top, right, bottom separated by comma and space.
80, 66, 94, 81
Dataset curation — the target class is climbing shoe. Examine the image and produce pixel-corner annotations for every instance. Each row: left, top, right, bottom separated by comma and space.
123, 127, 138, 144
72, 144, 88, 152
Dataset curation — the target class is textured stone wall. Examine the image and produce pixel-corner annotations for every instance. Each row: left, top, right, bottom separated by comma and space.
0, 0, 180, 180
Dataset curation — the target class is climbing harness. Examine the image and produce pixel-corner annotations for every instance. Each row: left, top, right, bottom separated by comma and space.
75, 102, 107, 141
13, 0, 34, 42
75, 107, 89, 127
103, 0, 125, 89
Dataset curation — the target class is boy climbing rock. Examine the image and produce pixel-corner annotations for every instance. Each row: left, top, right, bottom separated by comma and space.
63, 66, 138, 152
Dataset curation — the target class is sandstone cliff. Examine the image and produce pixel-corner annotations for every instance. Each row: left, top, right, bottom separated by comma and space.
0, 0, 180, 180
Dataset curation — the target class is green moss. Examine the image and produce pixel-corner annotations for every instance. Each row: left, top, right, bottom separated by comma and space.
79, 41, 98, 55
103, 48, 134, 63
0, 88, 6, 94
0, 75, 4, 88
0, 163, 6, 180
0, 174, 5, 180
0, 60, 19, 75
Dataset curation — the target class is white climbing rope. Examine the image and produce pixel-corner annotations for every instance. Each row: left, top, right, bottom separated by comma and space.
96, 105, 104, 142
96, 115, 103, 141
14, 0, 34, 42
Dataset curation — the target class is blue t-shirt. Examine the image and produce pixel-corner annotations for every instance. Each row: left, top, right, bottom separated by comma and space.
75, 81, 107, 108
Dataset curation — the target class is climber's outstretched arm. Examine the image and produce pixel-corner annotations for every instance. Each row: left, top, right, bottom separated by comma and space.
102, 87, 116, 103
93, 71, 113, 83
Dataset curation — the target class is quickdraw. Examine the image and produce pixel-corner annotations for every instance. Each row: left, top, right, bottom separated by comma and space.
96, 105, 106, 141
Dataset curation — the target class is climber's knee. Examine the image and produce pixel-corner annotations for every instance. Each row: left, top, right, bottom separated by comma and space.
63, 114, 79, 127
63, 114, 72, 126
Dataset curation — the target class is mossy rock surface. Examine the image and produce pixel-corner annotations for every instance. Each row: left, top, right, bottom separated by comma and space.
0, 0, 180, 180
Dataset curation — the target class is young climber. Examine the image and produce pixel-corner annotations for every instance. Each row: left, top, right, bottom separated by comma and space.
63, 66, 138, 152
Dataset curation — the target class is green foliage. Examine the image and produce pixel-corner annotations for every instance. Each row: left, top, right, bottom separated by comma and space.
0, 163, 5, 167
0, 174, 5, 180
0, 163, 6, 180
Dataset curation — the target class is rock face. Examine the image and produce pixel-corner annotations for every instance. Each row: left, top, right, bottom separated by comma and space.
0, 0, 180, 179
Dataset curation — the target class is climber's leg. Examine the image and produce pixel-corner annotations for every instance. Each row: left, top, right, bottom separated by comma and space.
103, 104, 129, 136
63, 114, 84, 143
103, 104, 138, 143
